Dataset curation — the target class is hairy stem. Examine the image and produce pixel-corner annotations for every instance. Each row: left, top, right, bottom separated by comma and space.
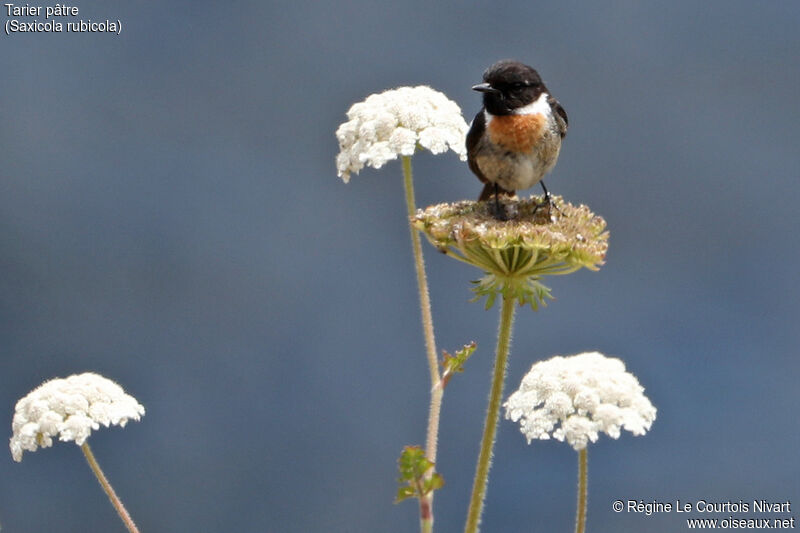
464, 295, 516, 533
575, 448, 588, 533
420, 497, 433, 533
402, 155, 442, 533
81, 442, 141, 533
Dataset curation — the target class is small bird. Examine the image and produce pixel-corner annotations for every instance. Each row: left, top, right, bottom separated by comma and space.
466, 60, 568, 218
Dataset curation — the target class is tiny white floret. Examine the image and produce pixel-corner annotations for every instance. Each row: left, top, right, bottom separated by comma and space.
10, 372, 145, 462
335, 86, 469, 182
504, 352, 656, 451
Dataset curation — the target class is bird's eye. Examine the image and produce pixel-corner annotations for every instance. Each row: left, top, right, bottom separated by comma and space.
511, 82, 526, 91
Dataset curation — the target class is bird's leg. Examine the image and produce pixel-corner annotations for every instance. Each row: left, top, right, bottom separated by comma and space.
540, 181, 551, 204
492, 183, 509, 221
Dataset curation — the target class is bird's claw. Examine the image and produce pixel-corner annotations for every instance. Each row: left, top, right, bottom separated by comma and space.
532, 193, 563, 221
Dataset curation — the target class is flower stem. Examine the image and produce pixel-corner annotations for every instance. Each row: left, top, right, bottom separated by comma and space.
420, 497, 433, 533
575, 448, 588, 533
81, 442, 141, 533
464, 295, 516, 533
402, 155, 440, 388
401, 155, 442, 533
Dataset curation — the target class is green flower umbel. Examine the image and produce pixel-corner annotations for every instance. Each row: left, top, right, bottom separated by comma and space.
413, 195, 608, 309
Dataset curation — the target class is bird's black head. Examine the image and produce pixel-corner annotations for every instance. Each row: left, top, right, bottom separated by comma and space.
472, 60, 546, 116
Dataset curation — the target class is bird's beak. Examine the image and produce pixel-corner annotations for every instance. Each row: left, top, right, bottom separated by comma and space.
472, 83, 501, 95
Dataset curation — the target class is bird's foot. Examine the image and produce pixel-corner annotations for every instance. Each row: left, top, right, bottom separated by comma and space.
532, 192, 562, 222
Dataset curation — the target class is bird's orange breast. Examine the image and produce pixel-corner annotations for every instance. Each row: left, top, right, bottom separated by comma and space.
487, 114, 547, 154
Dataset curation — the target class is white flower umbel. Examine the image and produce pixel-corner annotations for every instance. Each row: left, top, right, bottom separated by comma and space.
10, 372, 145, 461
335, 85, 468, 182
10, 372, 144, 533
505, 352, 655, 533
504, 352, 656, 451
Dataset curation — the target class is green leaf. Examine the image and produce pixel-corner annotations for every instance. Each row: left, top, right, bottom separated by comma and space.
395, 446, 443, 504
424, 473, 445, 493
441, 342, 477, 387
396, 486, 416, 503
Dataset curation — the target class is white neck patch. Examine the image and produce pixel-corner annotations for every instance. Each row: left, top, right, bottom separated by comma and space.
513, 92, 550, 116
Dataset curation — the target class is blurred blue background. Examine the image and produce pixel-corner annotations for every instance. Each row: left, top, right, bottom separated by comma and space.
2, 1, 798, 532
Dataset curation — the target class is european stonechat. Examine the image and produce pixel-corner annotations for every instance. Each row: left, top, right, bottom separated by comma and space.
466, 60, 568, 218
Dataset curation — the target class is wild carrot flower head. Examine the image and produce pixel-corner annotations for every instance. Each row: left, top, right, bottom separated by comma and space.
413, 196, 608, 309
504, 352, 656, 451
10, 372, 145, 462
335, 85, 469, 182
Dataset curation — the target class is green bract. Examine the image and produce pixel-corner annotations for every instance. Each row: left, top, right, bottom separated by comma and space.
412, 196, 608, 309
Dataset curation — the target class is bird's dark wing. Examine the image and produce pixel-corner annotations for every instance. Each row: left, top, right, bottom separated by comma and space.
548, 95, 568, 138
466, 109, 489, 184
